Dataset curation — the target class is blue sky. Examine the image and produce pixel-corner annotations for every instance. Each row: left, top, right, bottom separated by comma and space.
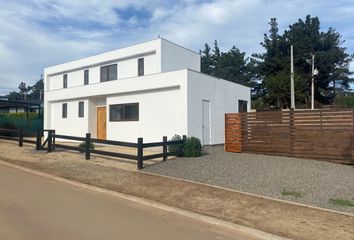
0, 0, 353, 95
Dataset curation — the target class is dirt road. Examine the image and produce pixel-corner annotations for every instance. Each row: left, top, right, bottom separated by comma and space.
0, 163, 259, 240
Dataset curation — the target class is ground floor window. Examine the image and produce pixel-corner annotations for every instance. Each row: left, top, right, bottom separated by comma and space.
78, 101, 84, 117
109, 103, 139, 121
62, 103, 67, 118
238, 100, 248, 113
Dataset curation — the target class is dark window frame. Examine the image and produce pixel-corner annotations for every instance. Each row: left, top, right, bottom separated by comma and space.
78, 101, 84, 118
100, 64, 117, 82
62, 103, 67, 118
63, 74, 68, 88
238, 100, 248, 113
109, 103, 139, 122
84, 70, 89, 85
138, 58, 144, 76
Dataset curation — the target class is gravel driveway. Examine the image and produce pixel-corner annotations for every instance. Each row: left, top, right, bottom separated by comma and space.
144, 151, 354, 214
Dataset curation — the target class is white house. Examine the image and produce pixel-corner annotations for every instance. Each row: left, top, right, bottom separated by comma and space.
44, 38, 250, 145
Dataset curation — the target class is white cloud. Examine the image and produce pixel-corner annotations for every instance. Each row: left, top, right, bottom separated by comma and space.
0, 0, 353, 95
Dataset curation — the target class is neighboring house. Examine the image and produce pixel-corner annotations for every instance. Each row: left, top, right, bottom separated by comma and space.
0, 98, 43, 116
44, 38, 250, 145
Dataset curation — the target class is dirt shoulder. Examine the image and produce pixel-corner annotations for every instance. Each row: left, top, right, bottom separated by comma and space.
0, 141, 353, 240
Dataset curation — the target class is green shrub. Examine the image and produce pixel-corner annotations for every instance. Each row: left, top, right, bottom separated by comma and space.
168, 134, 184, 156
0, 113, 43, 135
183, 137, 202, 157
78, 142, 95, 153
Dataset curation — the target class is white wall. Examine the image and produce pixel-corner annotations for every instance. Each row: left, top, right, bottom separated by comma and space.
106, 85, 187, 143
44, 39, 161, 91
45, 70, 189, 142
50, 99, 89, 137
186, 70, 251, 145
161, 39, 200, 73
47, 53, 158, 91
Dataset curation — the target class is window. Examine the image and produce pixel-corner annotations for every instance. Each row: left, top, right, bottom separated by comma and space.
238, 100, 248, 113
100, 64, 117, 82
109, 103, 139, 121
84, 70, 89, 85
138, 58, 144, 76
62, 103, 67, 118
63, 74, 68, 88
78, 101, 84, 117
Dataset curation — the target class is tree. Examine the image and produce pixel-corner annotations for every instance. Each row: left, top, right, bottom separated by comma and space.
5, 75, 44, 101
18, 82, 32, 100
200, 40, 256, 87
29, 75, 44, 100
200, 43, 214, 75
254, 15, 353, 108
214, 46, 255, 86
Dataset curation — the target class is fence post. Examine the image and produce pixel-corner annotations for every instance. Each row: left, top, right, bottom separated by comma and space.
47, 130, 52, 153
36, 129, 41, 150
18, 129, 23, 147
290, 108, 295, 155
137, 137, 143, 170
85, 133, 91, 160
52, 130, 56, 151
163, 136, 167, 161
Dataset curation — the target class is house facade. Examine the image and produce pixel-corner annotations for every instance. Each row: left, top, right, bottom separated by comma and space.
44, 38, 250, 145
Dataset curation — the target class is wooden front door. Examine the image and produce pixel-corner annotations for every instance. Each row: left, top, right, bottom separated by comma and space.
97, 107, 107, 140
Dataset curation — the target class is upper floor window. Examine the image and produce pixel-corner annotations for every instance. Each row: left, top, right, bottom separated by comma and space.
62, 103, 67, 118
78, 101, 84, 117
138, 58, 144, 76
109, 103, 139, 121
63, 74, 68, 88
100, 64, 117, 82
84, 70, 89, 85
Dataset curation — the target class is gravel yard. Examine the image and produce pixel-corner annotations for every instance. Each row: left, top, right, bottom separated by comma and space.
144, 151, 354, 214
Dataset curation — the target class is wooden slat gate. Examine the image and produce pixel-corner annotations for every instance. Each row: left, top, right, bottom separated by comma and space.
225, 109, 354, 164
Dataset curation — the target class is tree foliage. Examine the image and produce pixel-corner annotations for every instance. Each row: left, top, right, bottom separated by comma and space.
253, 15, 353, 108
6, 75, 44, 101
200, 40, 256, 87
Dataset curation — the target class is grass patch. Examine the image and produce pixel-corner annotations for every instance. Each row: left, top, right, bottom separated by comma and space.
329, 198, 354, 208
281, 188, 304, 198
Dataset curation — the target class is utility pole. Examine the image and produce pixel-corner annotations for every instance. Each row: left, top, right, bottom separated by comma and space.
290, 45, 295, 109
311, 54, 315, 110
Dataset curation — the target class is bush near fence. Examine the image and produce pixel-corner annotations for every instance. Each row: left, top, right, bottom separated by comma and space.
0, 113, 43, 136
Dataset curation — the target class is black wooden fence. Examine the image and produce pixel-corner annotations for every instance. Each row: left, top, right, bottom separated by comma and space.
0, 128, 185, 170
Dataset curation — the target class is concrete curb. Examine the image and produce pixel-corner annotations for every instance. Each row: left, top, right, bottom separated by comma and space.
141, 170, 354, 218
0, 159, 288, 240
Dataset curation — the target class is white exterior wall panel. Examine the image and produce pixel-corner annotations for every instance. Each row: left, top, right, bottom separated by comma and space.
106, 86, 187, 142
50, 99, 89, 137
186, 70, 251, 145
161, 40, 200, 72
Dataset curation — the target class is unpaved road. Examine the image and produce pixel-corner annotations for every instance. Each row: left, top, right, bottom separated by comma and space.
0, 163, 259, 240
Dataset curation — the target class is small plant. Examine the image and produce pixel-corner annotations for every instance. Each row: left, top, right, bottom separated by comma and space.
78, 141, 95, 153
281, 188, 304, 198
183, 137, 202, 157
168, 134, 184, 156
329, 198, 354, 208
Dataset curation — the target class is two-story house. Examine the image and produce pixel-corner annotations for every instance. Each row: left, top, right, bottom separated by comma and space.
44, 38, 250, 145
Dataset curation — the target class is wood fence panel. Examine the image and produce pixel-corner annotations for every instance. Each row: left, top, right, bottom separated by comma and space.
225, 114, 242, 152
225, 109, 354, 164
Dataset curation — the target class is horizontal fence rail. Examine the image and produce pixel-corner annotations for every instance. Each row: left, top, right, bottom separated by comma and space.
225, 109, 354, 164
0, 128, 39, 147
1, 128, 186, 170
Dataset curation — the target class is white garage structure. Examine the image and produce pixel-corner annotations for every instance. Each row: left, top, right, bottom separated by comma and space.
44, 38, 250, 145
